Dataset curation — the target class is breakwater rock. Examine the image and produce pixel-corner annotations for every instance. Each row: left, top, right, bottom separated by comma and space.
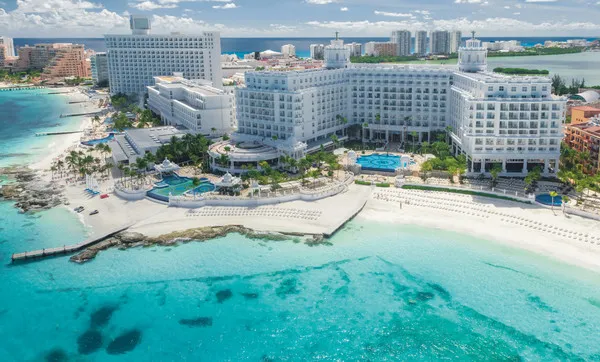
0, 166, 67, 213
70, 225, 325, 264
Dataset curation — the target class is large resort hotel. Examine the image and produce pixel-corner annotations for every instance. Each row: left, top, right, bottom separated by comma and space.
207, 34, 566, 177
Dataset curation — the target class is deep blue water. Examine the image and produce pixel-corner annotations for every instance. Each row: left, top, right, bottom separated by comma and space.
14, 36, 598, 59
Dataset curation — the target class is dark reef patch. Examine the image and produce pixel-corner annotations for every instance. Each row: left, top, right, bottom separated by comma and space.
179, 317, 213, 327
416, 292, 435, 301
106, 329, 142, 355
276, 278, 299, 298
527, 295, 556, 313
427, 283, 451, 301
90, 305, 118, 328
216, 289, 233, 303
45, 348, 69, 362
77, 329, 103, 355
241, 292, 259, 300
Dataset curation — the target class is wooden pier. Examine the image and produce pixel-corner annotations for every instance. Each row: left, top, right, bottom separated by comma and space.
35, 130, 83, 137
60, 111, 102, 118
11, 225, 132, 263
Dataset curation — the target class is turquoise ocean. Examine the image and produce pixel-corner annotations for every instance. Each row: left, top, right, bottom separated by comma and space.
2, 90, 600, 361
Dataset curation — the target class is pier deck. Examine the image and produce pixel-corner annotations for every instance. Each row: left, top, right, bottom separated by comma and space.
11, 225, 132, 262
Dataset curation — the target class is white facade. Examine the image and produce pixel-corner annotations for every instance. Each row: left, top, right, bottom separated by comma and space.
415, 31, 428, 56
147, 74, 234, 135
391, 30, 411, 56
90, 52, 109, 85
345, 42, 362, 57
430, 31, 450, 55
105, 16, 222, 95
233, 36, 565, 177
0, 36, 14, 57
281, 44, 296, 58
310, 44, 325, 60
450, 31, 462, 54
483, 40, 524, 52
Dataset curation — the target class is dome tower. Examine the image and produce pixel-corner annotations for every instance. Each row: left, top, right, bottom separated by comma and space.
324, 32, 350, 69
458, 31, 487, 73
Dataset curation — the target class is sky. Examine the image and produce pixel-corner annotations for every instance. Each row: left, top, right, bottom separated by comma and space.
0, 0, 598, 38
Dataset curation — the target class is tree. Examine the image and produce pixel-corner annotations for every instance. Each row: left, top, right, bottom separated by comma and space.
445, 125, 453, 144
410, 131, 418, 151
330, 134, 340, 149
549, 191, 558, 215
490, 164, 502, 188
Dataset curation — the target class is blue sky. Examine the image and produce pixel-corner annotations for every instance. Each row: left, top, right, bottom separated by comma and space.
0, 0, 598, 37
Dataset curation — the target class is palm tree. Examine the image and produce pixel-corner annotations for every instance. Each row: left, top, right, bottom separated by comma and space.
298, 158, 311, 184
330, 134, 339, 149
549, 191, 558, 215
445, 125, 453, 144
490, 164, 502, 188
50, 165, 57, 180
56, 159, 65, 178
410, 131, 418, 152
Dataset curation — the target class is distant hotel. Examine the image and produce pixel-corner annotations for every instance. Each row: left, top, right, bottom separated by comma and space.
15, 43, 90, 80
216, 33, 565, 176
105, 15, 222, 95
91, 52, 108, 85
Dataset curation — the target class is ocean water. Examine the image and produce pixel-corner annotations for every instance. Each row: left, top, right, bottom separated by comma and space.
1, 214, 600, 360
0, 89, 84, 167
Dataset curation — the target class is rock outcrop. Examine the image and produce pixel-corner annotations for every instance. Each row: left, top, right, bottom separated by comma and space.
69, 225, 325, 264
0, 166, 67, 213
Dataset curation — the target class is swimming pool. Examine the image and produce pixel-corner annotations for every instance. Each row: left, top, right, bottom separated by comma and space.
81, 133, 115, 146
356, 154, 413, 172
535, 193, 562, 207
147, 174, 215, 202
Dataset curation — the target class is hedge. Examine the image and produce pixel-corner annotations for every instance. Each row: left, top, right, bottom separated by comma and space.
401, 185, 531, 204
375, 183, 391, 188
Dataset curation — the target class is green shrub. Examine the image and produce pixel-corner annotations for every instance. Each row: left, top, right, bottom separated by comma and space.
355, 180, 371, 186
375, 183, 390, 188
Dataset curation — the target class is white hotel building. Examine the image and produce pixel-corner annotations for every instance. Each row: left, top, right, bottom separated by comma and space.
147, 74, 234, 135
105, 16, 222, 95
212, 35, 565, 176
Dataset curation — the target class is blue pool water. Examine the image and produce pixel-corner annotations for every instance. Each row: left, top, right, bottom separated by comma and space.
81, 133, 115, 146
147, 174, 215, 202
357, 153, 402, 172
536, 193, 563, 206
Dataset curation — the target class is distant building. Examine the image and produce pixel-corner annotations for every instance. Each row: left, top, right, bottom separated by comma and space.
364, 42, 397, 57
16, 43, 90, 79
415, 31, 428, 56
90, 52, 108, 85
281, 44, 296, 58
259, 49, 284, 59
482, 40, 524, 52
391, 30, 411, 56
570, 106, 600, 124
0, 36, 14, 66
310, 44, 325, 60
430, 31, 450, 55
564, 119, 600, 174
344, 42, 362, 57
105, 15, 222, 95
449, 31, 462, 54
147, 74, 234, 135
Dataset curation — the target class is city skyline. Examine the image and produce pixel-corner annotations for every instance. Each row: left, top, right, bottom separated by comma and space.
0, 0, 598, 38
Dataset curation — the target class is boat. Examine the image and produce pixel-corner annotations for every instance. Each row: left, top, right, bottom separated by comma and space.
89, 210, 99, 215
74, 206, 85, 213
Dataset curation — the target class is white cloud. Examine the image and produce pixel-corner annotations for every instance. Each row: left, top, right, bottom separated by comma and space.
131, 1, 177, 10
212, 2, 237, 8
374, 10, 414, 18
305, 0, 337, 4
454, 0, 482, 3
414, 10, 430, 15
525, 0, 557, 2
340, 7, 348, 11
15, 0, 102, 13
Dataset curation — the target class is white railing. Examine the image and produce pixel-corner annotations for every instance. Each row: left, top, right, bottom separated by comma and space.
113, 183, 151, 201
168, 176, 352, 209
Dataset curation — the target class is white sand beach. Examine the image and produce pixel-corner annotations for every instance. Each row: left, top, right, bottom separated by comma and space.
31, 88, 102, 171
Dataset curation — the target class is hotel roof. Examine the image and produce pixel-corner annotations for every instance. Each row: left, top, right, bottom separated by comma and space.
571, 106, 600, 112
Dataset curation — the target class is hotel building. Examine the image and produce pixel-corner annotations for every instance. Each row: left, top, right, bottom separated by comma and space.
430, 31, 450, 55
91, 52, 109, 85
391, 30, 411, 56
281, 44, 296, 58
310, 44, 325, 60
415, 31, 428, 56
449, 31, 462, 54
147, 74, 234, 135
365, 42, 397, 57
15, 43, 90, 79
564, 119, 600, 174
105, 15, 222, 95
345, 42, 362, 57
219, 34, 565, 176
0, 36, 14, 66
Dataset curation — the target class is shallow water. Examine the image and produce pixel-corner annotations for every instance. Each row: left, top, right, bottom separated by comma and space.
0, 89, 83, 167
1, 208, 600, 361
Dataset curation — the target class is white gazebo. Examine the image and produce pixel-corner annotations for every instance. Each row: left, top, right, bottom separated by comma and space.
215, 172, 241, 190
154, 158, 180, 174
